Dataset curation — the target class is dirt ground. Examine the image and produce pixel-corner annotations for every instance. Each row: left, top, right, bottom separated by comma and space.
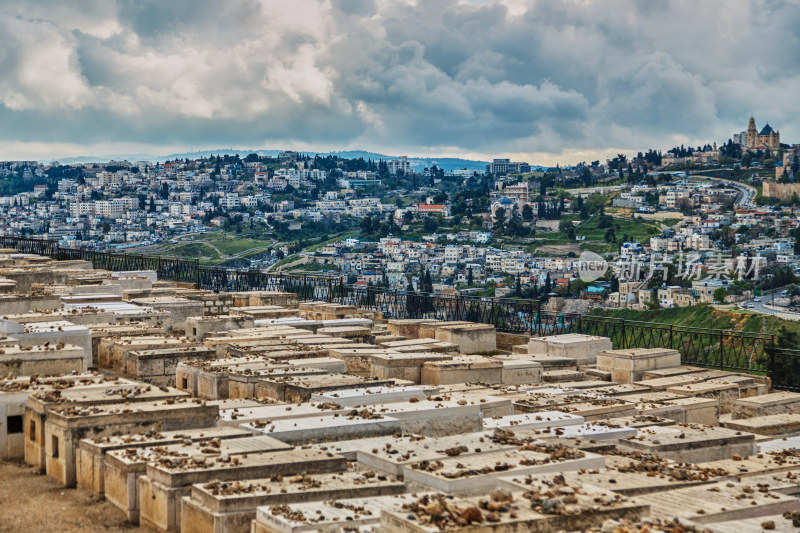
534, 243, 581, 255
0, 460, 147, 533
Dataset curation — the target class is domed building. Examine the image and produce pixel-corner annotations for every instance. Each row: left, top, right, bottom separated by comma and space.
745, 116, 780, 150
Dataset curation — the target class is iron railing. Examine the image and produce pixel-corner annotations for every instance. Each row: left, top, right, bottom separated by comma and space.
572, 315, 773, 374
764, 346, 800, 392
4, 235, 797, 388
0, 235, 546, 331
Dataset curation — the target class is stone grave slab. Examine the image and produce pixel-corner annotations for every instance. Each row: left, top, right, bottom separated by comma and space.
253, 493, 421, 533
513, 395, 636, 421
597, 348, 681, 384
633, 480, 800, 524
527, 333, 612, 365
316, 325, 371, 340
355, 431, 516, 476
0, 343, 87, 377
125, 345, 216, 387
369, 352, 454, 382
336, 398, 484, 438
380, 481, 646, 533
255, 374, 397, 403
667, 381, 740, 414
43, 398, 218, 487
310, 385, 435, 406
181, 470, 406, 533
420, 356, 503, 386
633, 373, 705, 391
697, 450, 800, 479
642, 365, 707, 379
245, 413, 402, 444
708, 513, 800, 533
433, 323, 497, 354
482, 411, 584, 432
541, 368, 586, 383
534, 422, 638, 441
138, 449, 346, 533
228, 368, 330, 400
307, 435, 410, 461
662, 396, 720, 425
733, 391, 800, 419
618, 425, 757, 463
76, 426, 249, 497
758, 435, 800, 453
542, 379, 616, 390
386, 319, 440, 339
500, 458, 725, 498
426, 390, 513, 418
724, 413, 800, 437
402, 444, 604, 494
104, 434, 290, 523
23, 382, 187, 473
595, 383, 652, 397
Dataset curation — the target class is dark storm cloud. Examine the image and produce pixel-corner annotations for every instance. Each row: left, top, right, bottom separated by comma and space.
0, 0, 798, 161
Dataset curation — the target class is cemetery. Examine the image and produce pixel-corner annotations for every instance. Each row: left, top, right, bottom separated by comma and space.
0, 250, 799, 533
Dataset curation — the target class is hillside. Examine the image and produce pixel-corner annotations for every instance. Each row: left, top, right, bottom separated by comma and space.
588, 304, 800, 337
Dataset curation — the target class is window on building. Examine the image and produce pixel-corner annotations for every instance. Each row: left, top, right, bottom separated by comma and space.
29, 420, 36, 441
7, 415, 23, 434
52, 435, 59, 458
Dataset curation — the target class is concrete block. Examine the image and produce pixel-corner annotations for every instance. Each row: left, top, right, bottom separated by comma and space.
500, 359, 543, 385
402, 445, 605, 495
434, 323, 496, 354
527, 333, 612, 365
420, 356, 503, 386
369, 352, 454, 383
733, 391, 800, 420
618, 425, 756, 464
597, 347, 681, 384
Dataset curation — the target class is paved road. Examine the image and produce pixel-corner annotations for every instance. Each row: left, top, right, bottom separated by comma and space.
739, 287, 800, 319
703, 175, 756, 207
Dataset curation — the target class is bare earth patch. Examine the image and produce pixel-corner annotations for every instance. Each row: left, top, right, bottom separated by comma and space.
0, 460, 146, 533
535, 243, 581, 254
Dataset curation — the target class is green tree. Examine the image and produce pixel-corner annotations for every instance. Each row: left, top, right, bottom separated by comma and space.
494, 207, 506, 234
522, 203, 534, 222
423, 216, 438, 233
713, 288, 727, 303
794, 229, 800, 256
360, 216, 373, 234
558, 218, 575, 240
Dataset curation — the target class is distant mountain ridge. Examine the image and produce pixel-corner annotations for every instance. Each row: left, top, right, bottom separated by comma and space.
53, 149, 493, 171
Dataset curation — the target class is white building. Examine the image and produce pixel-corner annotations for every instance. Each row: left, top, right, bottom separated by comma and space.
387, 156, 410, 176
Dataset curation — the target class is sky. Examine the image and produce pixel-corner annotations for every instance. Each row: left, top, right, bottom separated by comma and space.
1, 0, 799, 165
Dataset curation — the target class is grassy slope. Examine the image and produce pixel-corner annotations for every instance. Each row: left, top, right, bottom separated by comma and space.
590, 304, 800, 336
576, 215, 661, 242
526, 215, 662, 255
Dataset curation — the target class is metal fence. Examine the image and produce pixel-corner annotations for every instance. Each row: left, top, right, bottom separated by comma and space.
0, 235, 547, 331
571, 315, 773, 374
764, 347, 800, 392
3, 235, 799, 388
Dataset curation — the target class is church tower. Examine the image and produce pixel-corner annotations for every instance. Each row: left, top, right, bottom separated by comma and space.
746, 116, 757, 148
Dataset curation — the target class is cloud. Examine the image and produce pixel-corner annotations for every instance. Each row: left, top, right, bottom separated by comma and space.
0, 0, 798, 163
